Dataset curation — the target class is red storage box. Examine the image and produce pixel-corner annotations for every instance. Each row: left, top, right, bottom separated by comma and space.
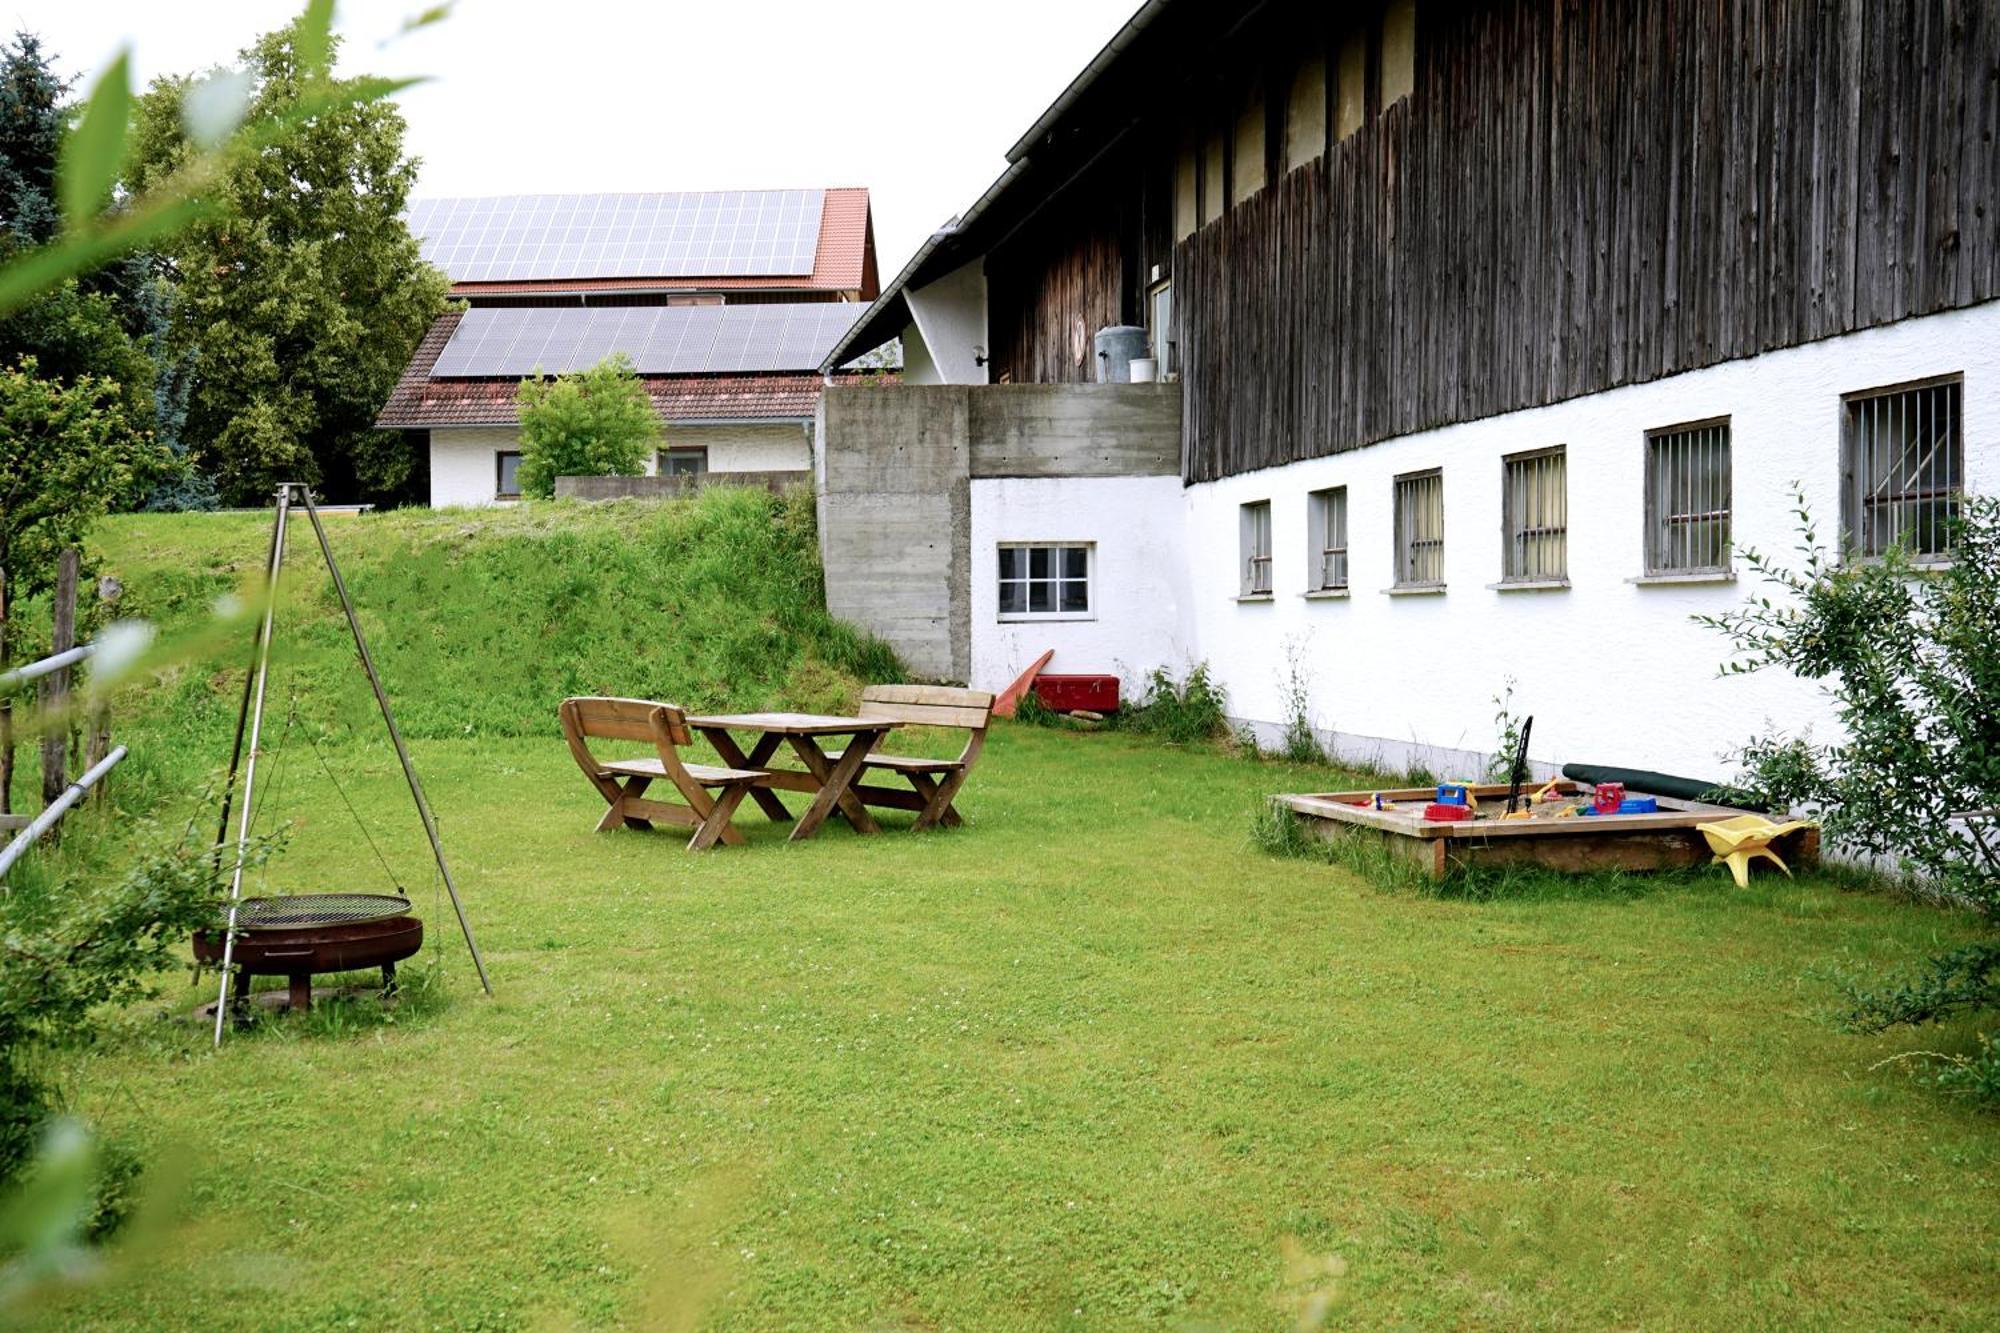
1031, 673, 1120, 713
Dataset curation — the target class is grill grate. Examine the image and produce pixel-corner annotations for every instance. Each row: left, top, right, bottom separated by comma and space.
223, 893, 412, 932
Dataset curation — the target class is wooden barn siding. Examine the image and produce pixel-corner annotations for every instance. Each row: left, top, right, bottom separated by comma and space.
1177, 0, 2000, 484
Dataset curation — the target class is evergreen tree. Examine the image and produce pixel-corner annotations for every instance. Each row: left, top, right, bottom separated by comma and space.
131, 18, 450, 506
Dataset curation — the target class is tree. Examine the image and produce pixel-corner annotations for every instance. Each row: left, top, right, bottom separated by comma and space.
0, 359, 162, 811
128, 17, 450, 506
515, 355, 662, 499
1700, 494, 2000, 1103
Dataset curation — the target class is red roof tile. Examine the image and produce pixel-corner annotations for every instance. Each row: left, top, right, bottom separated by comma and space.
376, 311, 872, 429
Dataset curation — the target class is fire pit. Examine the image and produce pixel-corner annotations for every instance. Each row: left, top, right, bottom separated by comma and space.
194, 893, 423, 1015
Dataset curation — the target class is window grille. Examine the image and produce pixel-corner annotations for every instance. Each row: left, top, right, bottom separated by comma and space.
998, 543, 1091, 619
1501, 447, 1568, 582
1393, 469, 1444, 587
1308, 487, 1348, 591
1645, 420, 1732, 575
1241, 501, 1273, 595
1843, 378, 1963, 561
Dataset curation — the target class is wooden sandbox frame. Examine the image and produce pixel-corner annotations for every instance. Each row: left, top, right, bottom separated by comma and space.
1277, 781, 1820, 880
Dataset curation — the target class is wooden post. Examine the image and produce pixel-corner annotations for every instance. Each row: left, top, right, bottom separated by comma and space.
84, 575, 119, 802
38, 550, 78, 809
0, 564, 10, 817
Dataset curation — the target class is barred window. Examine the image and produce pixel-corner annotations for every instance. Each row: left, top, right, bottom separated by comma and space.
1645, 420, 1731, 575
1501, 447, 1567, 583
1843, 377, 1964, 562
1393, 469, 1445, 588
1240, 501, 1273, 595
1307, 487, 1348, 592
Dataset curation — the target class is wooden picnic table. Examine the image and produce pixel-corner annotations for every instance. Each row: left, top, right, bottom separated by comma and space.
683, 712, 901, 842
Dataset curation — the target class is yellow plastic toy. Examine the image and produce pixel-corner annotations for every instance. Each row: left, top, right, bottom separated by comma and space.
1699, 814, 1815, 888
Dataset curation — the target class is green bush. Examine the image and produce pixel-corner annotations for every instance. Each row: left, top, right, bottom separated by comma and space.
514, 355, 661, 500
1119, 664, 1228, 745
1699, 492, 2000, 1102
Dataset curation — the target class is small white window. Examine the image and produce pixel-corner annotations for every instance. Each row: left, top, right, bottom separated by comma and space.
495, 451, 522, 499
659, 446, 709, 477
1240, 501, 1273, 596
1501, 446, 1568, 583
1393, 469, 1444, 588
1645, 419, 1732, 575
1307, 487, 1348, 592
1148, 281, 1174, 376
998, 543, 1092, 621
1842, 376, 1964, 562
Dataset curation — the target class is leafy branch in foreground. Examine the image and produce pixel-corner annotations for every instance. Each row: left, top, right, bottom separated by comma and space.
0, 1, 446, 316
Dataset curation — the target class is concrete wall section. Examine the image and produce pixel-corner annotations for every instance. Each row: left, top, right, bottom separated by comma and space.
969, 475, 1195, 695
817, 387, 972, 681
430, 427, 521, 508
968, 384, 1181, 478
1183, 300, 2000, 780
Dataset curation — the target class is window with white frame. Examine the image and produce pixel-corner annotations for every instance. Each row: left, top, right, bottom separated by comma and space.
1393, 469, 1444, 587
1842, 376, 1964, 562
997, 543, 1092, 620
1148, 280, 1174, 376
1240, 501, 1273, 595
1645, 419, 1732, 575
1306, 487, 1348, 592
495, 451, 522, 500
1501, 446, 1568, 583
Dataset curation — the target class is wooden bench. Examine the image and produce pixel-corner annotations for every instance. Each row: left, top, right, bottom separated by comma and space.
828, 684, 994, 831
558, 697, 768, 851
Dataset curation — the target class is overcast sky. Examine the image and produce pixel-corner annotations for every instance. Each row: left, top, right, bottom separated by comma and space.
13, 0, 1141, 277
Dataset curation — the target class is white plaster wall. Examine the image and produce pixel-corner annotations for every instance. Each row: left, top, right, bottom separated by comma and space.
1183, 301, 2000, 779
969, 475, 1194, 696
899, 321, 942, 385
669, 422, 811, 472
904, 260, 989, 384
429, 426, 521, 508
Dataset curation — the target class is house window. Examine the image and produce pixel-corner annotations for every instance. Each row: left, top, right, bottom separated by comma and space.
1240, 501, 1273, 596
1501, 446, 1568, 583
1842, 376, 1964, 561
495, 451, 522, 500
1307, 487, 1348, 592
1393, 469, 1444, 588
1645, 419, 1732, 575
998, 543, 1091, 620
660, 446, 709, 477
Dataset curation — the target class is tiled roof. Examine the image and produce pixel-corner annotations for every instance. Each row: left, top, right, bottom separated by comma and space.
376, 312, 849, 428
436, 188, 875, 299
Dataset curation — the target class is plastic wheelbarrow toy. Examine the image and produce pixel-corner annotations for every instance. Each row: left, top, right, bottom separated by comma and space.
1699, 813, 1816, 888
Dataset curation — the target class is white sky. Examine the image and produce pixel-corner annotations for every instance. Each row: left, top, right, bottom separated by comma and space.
14, 0, 1141, 277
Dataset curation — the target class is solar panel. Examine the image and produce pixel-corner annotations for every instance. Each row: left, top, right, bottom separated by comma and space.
407, 189, 827, 283
430, 304, 866, 378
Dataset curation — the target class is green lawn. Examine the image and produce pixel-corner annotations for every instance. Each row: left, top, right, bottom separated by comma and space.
17, 724, 1998, 1329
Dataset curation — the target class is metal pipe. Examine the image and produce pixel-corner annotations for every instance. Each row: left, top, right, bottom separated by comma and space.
212, 485, 291, 1047
0, 643, 95, 694
297, 487, 492, 995
0, 745, 127, 879
214, 500, 287, 878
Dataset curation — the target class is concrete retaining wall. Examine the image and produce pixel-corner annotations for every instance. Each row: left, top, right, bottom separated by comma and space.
817, 383, 1181, 682
555, 471, 808, 501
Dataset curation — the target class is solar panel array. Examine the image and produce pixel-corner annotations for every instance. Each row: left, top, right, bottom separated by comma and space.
408, 189, 826, 283
431, 304, 867, 378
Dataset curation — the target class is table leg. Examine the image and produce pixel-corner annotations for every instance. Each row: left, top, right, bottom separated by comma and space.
699, 727, 793, 822
788, 733, 881, 840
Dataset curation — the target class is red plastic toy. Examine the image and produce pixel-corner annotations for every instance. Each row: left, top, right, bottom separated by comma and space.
1592, 782, 1627, 815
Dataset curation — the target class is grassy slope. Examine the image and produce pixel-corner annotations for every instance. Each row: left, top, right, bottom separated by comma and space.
9, 502, 1996, 1328
16, 728, 1997, 1330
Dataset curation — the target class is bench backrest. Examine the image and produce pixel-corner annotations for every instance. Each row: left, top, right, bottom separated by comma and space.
857, 684, 994, 732
559, 696, 692, 757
